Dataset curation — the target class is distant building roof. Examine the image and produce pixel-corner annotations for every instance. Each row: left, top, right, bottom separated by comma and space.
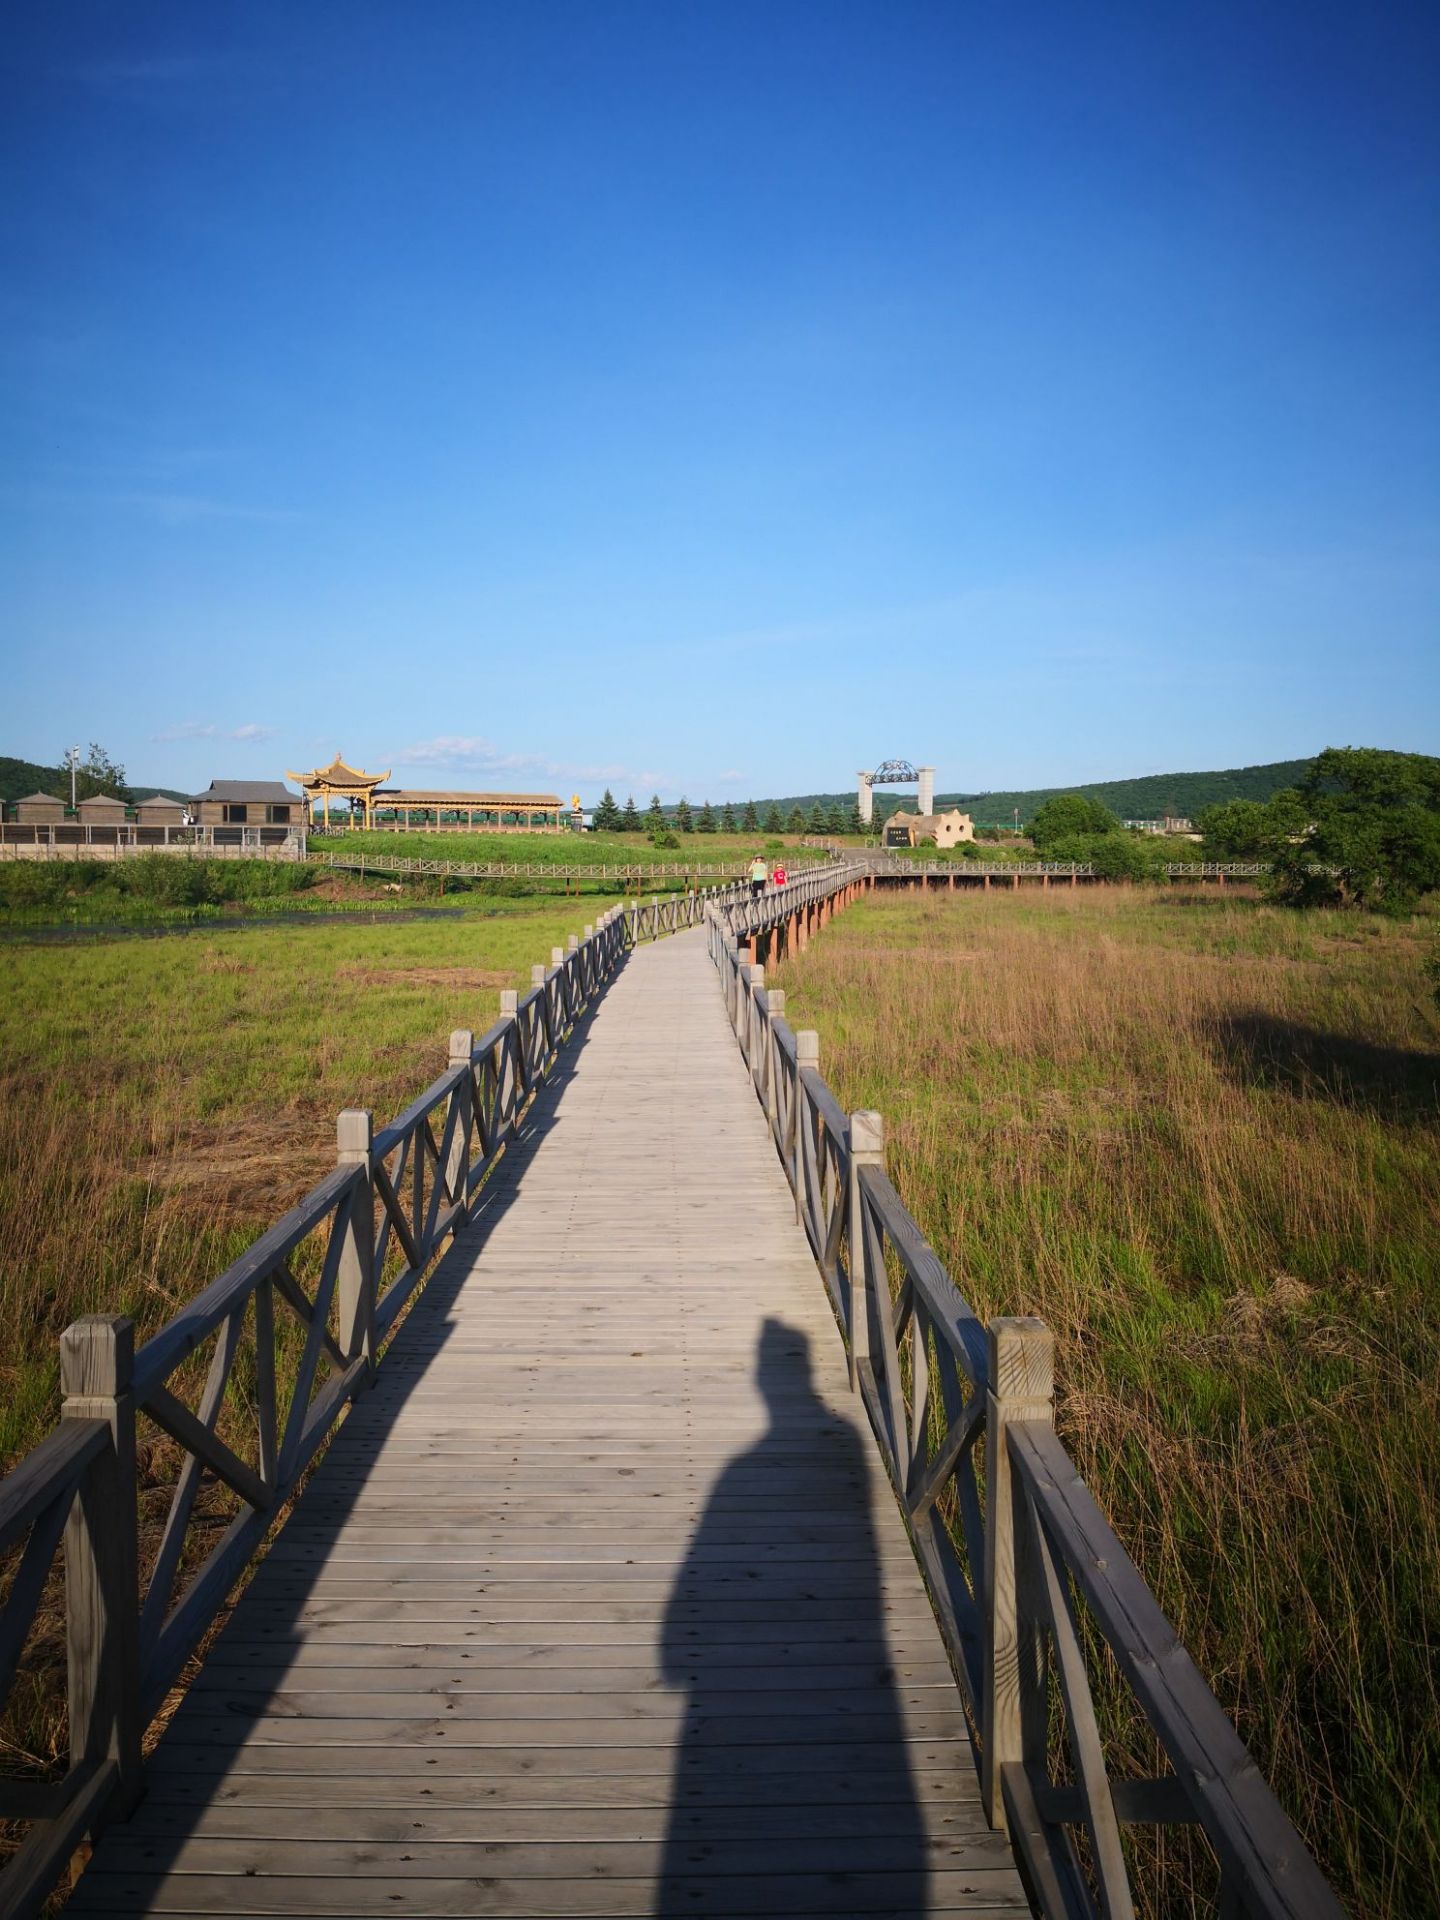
376, 789, 563, 808
192, 780, 298, 804
16, 791, 64, 805
135, 793, 184, 807
76, 792, 128, 809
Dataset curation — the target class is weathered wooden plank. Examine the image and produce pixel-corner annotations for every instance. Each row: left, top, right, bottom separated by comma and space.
81, 1831, 1017, 1880
69, 1871, 1029, 1917
106, 1794, 997, 1842
188, 1653, 958, 1689
161, 1710, 971, 1747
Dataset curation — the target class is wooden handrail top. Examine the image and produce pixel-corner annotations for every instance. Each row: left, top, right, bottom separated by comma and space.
132, 1164, 363, 1401
371, 1061, 468, 1161
857, 1163, 988, 1385
797, 1063, 850, 1151
0, 1417, 109, 1545
471, 1010, 516, 1058
1006, 1420, 1347, 1920
770, 1015, 800, 1066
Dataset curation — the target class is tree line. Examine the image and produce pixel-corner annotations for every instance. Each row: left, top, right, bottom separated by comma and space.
1028, 748, 1440, 911
589, 791, 866, 839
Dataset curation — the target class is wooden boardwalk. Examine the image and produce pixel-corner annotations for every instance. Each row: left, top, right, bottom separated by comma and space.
72, 928, 1025, 1918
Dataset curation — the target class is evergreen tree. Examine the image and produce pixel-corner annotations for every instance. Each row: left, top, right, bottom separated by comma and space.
593, 788, 621, 832
825, 804, 845, 836
849, 802, 865, 836
764, 804, 783, 834
806, 801, 827, 834
786, 806, 805, 833
721, 803, 737, 833
675, 796, 694, 833
621, 794, 640, 832
647, 794, 665, 827
742, 800, 759, 832
697, 800, 717, 833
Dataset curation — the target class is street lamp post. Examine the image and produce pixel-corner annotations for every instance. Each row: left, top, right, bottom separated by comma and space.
65, 745, 81, 810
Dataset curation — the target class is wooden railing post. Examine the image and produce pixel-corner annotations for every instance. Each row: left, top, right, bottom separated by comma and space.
982, 1315, 1054, 1831
846, 1112, 884, 1389
60, 1314, 142, 1818
446, 1031, 473, 1224
748, 963, 764, 1089
794, 1031, 819, 1222
763, 988, 784, 1130
337, 1109, 376, 1377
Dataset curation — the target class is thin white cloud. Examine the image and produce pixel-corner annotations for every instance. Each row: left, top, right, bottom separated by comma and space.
107, 492, 300, 526
151, 720, 275, 743
16, 485, 301, 526
396, 736, 674, 792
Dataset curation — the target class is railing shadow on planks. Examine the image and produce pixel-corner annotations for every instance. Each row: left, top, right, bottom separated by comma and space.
708, 863, 1347, 1920
0, 882, 766, 1920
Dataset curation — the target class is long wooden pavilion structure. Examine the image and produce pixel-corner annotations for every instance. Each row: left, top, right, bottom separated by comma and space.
286, 756, 391, 829
372, 788, 566, 830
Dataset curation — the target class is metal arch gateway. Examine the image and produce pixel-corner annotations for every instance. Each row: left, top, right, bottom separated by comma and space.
856, 759, 935, 825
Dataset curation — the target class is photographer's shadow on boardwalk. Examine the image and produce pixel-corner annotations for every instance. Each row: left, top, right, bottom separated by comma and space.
655, 1319, 1007, 1919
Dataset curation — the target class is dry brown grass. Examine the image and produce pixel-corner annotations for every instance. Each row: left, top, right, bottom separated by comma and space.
776, 886, 1440, 1918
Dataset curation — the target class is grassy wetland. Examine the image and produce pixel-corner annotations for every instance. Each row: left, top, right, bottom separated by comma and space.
774, 886, 1439, 1916
0, 898, 603, 1463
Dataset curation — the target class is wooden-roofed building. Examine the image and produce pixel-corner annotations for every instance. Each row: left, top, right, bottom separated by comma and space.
191, 780, 301, 828
12, 791, 65, 824
372, 789, 565, 831
74, 793, 130, 843
286, 756, 391, 829
75, 793, 128, 822
134, 794, 186, 827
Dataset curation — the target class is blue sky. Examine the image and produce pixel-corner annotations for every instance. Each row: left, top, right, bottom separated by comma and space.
3, 1, 1437, 803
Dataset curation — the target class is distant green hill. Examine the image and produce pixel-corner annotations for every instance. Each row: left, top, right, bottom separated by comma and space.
737, 758, 1318, 827
0, 755, 189, 808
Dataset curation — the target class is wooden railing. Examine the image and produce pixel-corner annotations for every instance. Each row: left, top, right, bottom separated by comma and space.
321, 852, 845, 884
0, 905, 630, 1920
707, 882, 1345, 1920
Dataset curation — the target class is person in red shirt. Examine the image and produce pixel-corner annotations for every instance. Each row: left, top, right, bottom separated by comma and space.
771, 862, 787, 888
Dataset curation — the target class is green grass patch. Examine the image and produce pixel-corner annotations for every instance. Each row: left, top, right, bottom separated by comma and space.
318, 827, 836, 869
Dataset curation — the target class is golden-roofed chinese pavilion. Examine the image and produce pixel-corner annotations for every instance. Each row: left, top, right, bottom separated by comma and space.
287, 756, 391, 827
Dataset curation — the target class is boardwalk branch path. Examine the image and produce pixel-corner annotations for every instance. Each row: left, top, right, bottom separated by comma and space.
71, 927, 1026, 1918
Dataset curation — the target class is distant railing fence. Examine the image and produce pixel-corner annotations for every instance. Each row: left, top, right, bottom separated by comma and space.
706, 873, 1344, 1920
0, 906, 632, 1919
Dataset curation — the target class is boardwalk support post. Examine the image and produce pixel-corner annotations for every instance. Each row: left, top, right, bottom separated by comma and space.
337, 1109, 376, 1378
60, 1314, 142, 1821
846, 1111, 884, 1391
982, 1315, 1054, 1831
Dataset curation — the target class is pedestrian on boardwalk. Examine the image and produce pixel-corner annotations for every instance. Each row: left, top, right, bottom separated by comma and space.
771, 860, 787, 888
748, 852, 767, 898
